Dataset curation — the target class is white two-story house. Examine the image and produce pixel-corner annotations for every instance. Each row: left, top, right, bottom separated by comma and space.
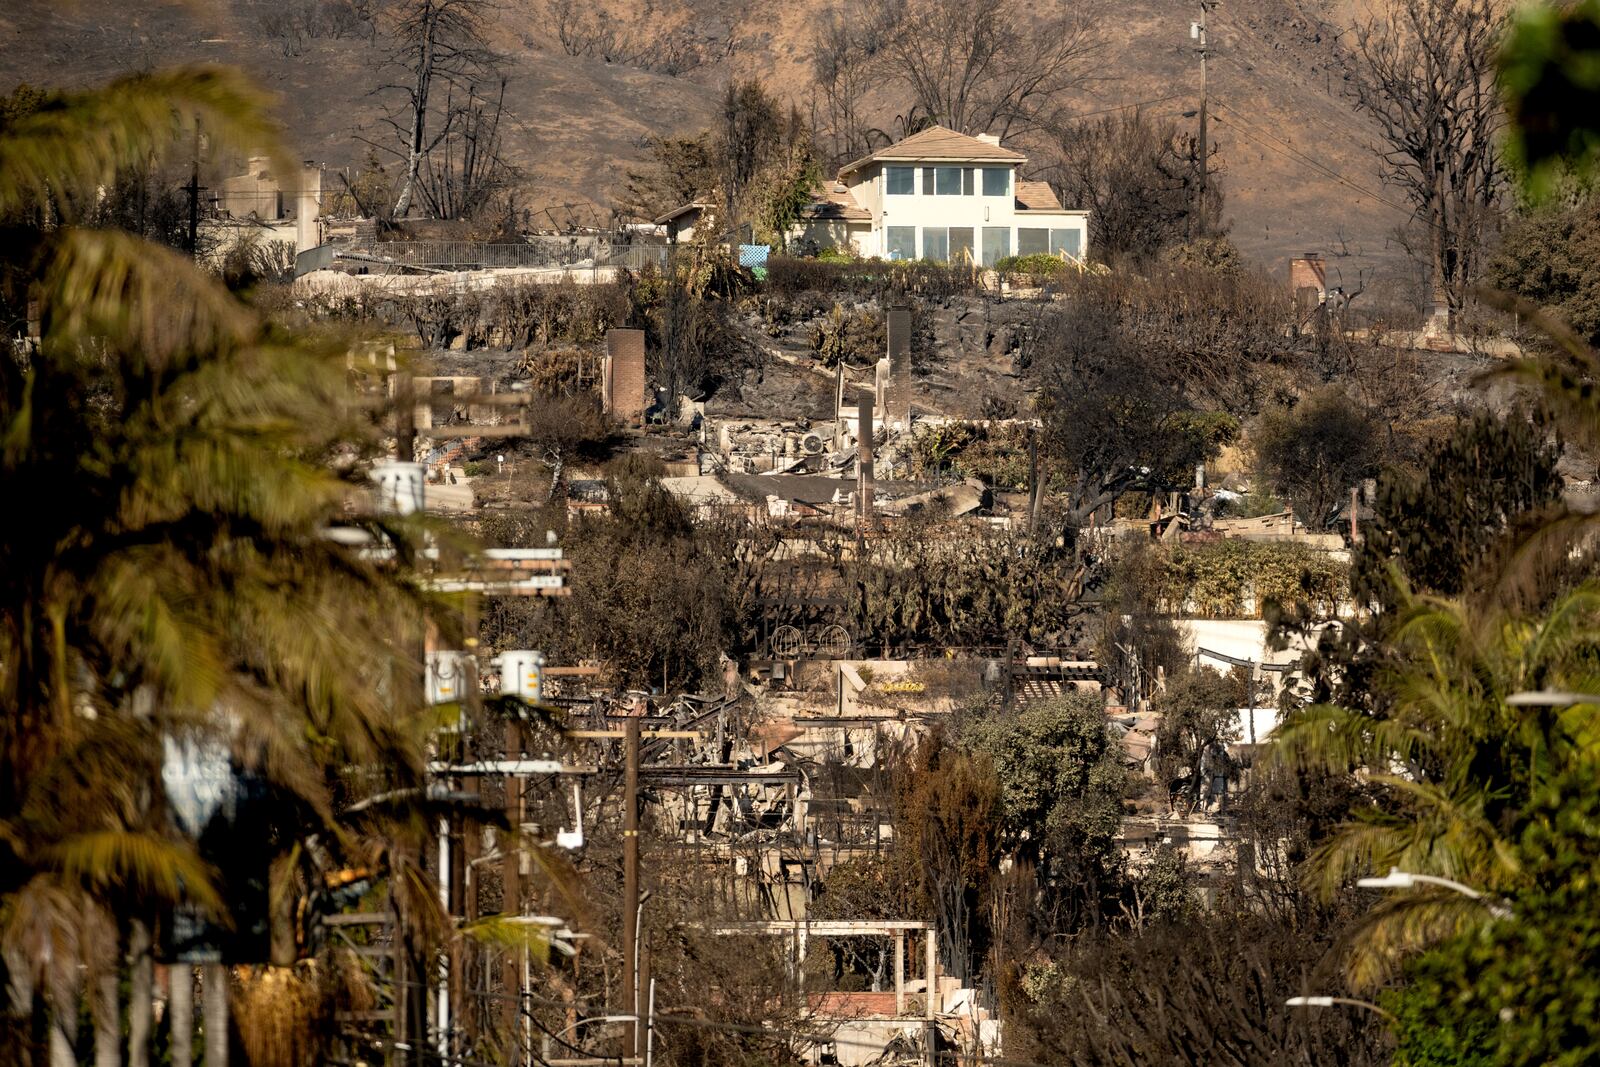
657, 125, 1090, 267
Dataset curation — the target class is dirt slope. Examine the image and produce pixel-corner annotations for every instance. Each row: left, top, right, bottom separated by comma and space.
1, 0, 1417, 285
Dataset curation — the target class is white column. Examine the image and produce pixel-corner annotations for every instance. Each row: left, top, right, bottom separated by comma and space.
894, 934, 905, 1016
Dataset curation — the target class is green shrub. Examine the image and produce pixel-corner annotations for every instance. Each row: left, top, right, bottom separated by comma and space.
996, 253, 1073, 277
763, 255, 982, 298
1143, 539, 1349, 618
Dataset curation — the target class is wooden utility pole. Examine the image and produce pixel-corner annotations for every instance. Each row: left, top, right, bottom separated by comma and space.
389, 367, 426, 1067
621, 718, 641, 1059
1193, 1, 1213, 230
186, 121, 203, 258
501, 718, 523, 1062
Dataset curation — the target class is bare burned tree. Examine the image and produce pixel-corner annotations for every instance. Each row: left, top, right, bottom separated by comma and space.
378, 0, 497, 218
550, 0, 637, 63
1050, 109, 1219, 265
1347, 0, 1506, 313
863, 0, 1101, 141
810, 4, 895, 167
416, 77, 514, 220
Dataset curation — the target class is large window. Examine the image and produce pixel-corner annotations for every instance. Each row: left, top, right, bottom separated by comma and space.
922, 166, 971, 195
949, 227, 975, 265
982, 167, 1010, 197
1050, 227, 1083, 259
886, 226, 917, 261
922, 227, 949, 263
1018, 227, 1049, 256
886, 166, 915, 195
981, 226, 1011, 267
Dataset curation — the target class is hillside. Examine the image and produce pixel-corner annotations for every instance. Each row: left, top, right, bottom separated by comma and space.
2, 0, 1416, 288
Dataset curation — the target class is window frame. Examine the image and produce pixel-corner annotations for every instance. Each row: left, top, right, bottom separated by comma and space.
886, 225, 918, 261
982, 167, 1010, 197
885, 166, 915, 196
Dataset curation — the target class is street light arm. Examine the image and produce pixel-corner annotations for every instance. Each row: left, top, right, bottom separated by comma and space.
1286, 996, 1397, 1022
1404, 872, 1485, 900
1357, 867, 1514, 918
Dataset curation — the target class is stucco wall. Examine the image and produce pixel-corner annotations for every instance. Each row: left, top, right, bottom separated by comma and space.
843, 162, 1088, 264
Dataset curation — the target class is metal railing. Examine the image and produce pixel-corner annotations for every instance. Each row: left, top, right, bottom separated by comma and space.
367, 240, 667, 271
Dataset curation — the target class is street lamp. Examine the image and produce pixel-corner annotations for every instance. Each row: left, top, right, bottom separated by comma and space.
1286, 995, 1396, 1022
1506, 690, 1600, 708
1357, 867, 1513, 919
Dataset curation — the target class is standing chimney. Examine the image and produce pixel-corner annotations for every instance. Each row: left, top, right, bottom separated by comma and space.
857, 395, 875, 543
886, 304, 912, 430
295, 161, 322, 255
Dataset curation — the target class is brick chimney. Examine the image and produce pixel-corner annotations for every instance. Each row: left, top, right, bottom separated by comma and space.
1289, 253, 1327, 309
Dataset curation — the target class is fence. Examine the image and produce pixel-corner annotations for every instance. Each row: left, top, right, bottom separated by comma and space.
367, 239, 667, 272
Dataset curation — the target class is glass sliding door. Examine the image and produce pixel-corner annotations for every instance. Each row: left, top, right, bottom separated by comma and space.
1050, 227, 1083, 259
886, 226, 917, 261
981, 226, 1011, 267
922, 227, 949, 263
948, 227, 975, 266
1017, 227, 1049, 256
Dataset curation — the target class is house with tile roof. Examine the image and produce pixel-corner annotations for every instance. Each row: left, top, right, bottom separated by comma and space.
657, 126, 1089, 267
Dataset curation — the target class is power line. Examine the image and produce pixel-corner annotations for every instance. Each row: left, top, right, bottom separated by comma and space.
1064, 92, 1191, 122
1210, 100, 1414, 215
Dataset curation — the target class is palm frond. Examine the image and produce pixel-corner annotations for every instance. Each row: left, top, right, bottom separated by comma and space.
39, 228, 255, 364
0, 66, 283, 217
459, 914, 553, 962
42, 830, 223, 913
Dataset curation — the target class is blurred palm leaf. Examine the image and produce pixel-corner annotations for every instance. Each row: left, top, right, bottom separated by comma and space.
0, 66, 282, 217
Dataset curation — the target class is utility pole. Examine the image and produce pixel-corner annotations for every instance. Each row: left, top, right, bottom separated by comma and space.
1192, 2, 1214, 232
186, 121, 204, 259
502, 717, 523, 1063
621, 717, 641, 1060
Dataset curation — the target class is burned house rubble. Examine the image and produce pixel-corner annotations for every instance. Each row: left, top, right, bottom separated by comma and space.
327, 259, 1371, 1067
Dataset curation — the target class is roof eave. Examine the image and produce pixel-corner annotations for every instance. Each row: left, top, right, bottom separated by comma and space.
839, 153, 1026, 179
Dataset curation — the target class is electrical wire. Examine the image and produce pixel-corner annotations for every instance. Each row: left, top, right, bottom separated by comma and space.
392, 979, 1060, 1067
1209, 100, 1414, 215
1064, 92, 1191, 121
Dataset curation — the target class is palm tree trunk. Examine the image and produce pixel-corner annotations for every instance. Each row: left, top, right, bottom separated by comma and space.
94, 970, 119, 1067
127, 922, 152, 1067
48, 985, 76, 1067
169, 966, 194, 1067
201, 963, 227, 1067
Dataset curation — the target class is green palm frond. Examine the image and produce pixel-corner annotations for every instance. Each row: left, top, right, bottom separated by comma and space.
42, 830, 223, 913
0, 66, 283, 217
38, 228, 255, 363
1340, 890, 1500, 990
1269, 703, 1434, 774
459, 914, 553, 963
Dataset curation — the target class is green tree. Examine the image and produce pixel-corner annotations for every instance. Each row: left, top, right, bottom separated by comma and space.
1387, 760, 1600, 1067
1354, 411, 1562, 604
1487, 195, 1600, 346
1251, 386, 1383, 530
1272, 584, 1600, 987
1154, 667, 1246, 809
960, 695, 1129, 929
0, 68, 437, 1063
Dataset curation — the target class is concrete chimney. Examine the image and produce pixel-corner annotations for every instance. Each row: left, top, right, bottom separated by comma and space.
886, 304, 912, 430
857, 395, 875, 541
975, 133, 1002, 146
295, 161, 322, 255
